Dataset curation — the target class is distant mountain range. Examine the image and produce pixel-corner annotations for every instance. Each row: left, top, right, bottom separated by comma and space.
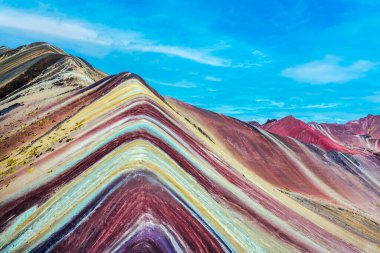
0, 42, 379, 252
250, 114, 380, 155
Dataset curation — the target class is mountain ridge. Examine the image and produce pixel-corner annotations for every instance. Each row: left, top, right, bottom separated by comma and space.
251, 114, 380, 155
0, 42, 379, 253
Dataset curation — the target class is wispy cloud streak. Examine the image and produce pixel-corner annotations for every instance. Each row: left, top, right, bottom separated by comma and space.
205, 76, 222, 82
0, 7, 232, 67
0, 8, 110, 45
146, 78, 197, 88
281, 55, 377, 84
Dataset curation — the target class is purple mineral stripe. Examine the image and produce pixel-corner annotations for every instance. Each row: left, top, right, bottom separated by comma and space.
114, 226, 177, 253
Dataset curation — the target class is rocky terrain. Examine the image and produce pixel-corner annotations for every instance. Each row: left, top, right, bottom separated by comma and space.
0, 43, 379, 253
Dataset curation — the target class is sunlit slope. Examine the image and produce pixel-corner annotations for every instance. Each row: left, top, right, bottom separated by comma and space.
167, 97, 380, 252
0, 69, 379, 252
0, 42, 107, 158
310, 115, 380, 153
261, 116, 355, 153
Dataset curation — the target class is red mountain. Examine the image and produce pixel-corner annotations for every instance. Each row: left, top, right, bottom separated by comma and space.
310, 114, 380, 153
261, 116, 355, 153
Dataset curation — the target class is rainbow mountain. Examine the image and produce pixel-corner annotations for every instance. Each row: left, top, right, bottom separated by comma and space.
0, 43, 380, 253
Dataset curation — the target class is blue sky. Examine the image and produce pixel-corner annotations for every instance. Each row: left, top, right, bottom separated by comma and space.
0, 0, 379, 123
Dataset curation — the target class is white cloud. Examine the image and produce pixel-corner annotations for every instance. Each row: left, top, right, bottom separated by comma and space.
0, 7, 231, 67
147, 79, 197, 88
363, 92, 380, 103
251, 49, 272, 66
210, 105, 260, 115
127, 44, 231, 67
303, 103, 339, 109
270, 101, 285, 108
252, 50, 267, 58
281, 55, 378, 84
255, 98, 284, 108
297, 112, 364, 123
0, 8, 111, 45
340, 97, 354, 100
210, 105, 245, 115
205, 76, 222, 82
255, 98, 270, 102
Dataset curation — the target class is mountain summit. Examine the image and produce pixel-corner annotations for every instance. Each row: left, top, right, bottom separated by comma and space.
0, 43, 379, 253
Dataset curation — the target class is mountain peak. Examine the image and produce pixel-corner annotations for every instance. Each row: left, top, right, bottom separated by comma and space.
0, 41, 106, 99
278, 115, 303, 124
248, 120, 261, 127
261, 115, 354, 153
1, 42, 379, 253
283, 115, 296, 120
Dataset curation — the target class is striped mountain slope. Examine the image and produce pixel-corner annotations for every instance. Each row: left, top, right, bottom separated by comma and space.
0, 43, 379, 253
